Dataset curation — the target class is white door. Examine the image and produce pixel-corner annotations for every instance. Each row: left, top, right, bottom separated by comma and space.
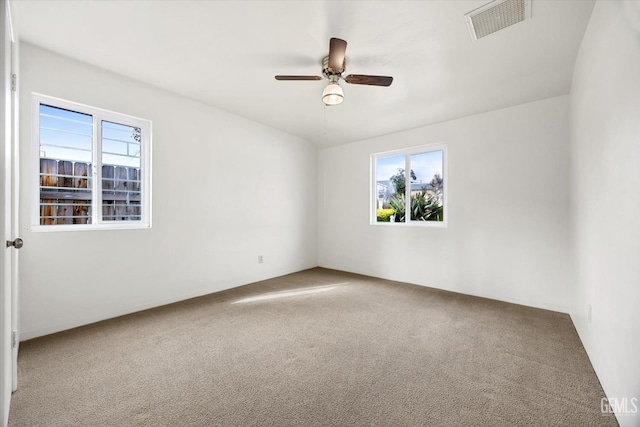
2, 0, 19, 421
1, 0, 16, 423
9, 38, 18, 393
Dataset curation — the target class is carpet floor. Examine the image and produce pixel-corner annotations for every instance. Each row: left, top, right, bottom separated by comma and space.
9, 268, 617, 426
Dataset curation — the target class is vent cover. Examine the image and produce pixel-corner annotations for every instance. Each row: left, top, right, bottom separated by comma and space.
465, 0, 531, 41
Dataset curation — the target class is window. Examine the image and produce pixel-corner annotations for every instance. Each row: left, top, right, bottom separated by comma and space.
371, 144, 446, 226
32, 94, 151, 230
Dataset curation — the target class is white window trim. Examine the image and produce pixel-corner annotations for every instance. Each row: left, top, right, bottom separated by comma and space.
31, 93, 152, 231
370, 143, 448, 227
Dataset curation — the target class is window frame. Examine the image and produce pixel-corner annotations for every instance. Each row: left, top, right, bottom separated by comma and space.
31, 93, 152, 231
370, 143, 448, 227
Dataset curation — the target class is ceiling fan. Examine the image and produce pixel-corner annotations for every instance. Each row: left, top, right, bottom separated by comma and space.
275, 38, 393, 106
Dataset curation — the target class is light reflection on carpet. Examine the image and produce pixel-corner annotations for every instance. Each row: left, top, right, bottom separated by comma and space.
231, 283, 347, 304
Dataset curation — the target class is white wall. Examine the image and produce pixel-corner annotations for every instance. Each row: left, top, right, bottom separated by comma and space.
18, 43, 317, 340
569, 1, 640, 425
318, 96, 571, 312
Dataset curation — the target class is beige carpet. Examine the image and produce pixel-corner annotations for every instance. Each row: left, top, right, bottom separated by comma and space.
9, 268, 617, 426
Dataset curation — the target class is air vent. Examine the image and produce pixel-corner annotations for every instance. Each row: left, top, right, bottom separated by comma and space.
465, 0, 531, 41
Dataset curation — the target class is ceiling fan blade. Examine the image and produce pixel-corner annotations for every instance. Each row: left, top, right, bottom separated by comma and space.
275, 75, 323, 81
344, 74, 393, 87
328, 38, 347, 71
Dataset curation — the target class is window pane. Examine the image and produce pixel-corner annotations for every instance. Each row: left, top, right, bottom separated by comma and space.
39, 104, 93, 162
409, 150, 444, 222
39, 105, 93, 225
375, 154, 406, 223
101, 121, 142, 222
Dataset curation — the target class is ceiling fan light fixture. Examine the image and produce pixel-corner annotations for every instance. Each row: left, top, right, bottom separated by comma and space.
322, 82, 344, 106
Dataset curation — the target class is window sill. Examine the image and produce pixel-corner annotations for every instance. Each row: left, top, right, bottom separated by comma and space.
370, 221, 447, 228
29, 223, 151, 232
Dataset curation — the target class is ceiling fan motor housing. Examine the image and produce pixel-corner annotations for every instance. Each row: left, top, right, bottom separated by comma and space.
322, 56, 345, 79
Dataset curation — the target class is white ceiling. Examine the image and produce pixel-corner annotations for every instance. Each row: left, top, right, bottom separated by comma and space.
10, 0, 595, 147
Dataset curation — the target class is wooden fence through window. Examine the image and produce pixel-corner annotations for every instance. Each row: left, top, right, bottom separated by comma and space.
40, 158, 141, 225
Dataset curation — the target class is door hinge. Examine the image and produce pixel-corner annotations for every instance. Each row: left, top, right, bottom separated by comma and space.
11, 74, 16, 92
11, 330, 18, 348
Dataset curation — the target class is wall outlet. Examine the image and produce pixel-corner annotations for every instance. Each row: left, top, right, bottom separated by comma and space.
588, 304, 592, 324
258, 255, 263, 264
